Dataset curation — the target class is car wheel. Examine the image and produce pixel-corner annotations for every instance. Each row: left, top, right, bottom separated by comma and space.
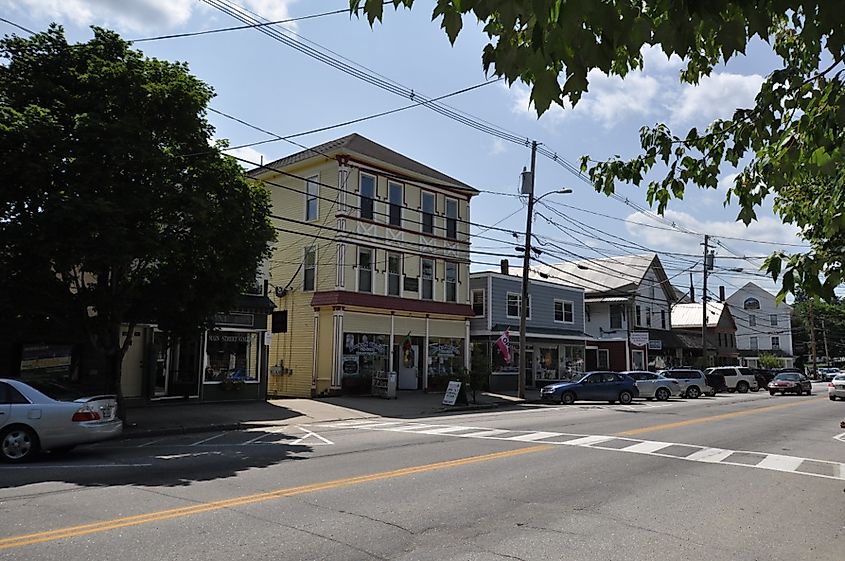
561, 392, 576, 405
737, 381, 749, 394
619, 391, 633, 405
0, 425, 39, 463
770, 390, 776, 396
686, 386, 701, 399
830, 396, 837, 401
655, 388, 670, 401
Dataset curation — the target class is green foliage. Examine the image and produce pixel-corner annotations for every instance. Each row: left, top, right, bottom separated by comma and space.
0, 26, 275, 397
757, 353, 784, 369
352, 1, 845, 300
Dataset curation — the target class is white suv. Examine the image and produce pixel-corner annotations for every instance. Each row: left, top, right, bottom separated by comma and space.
705, 366, 759, 393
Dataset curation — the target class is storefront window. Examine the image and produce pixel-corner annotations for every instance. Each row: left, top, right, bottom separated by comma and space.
342, 333, 388, 387
536, 346, 559, 382
427, 338, 464, 380
558, 344, 585, 380
204, 332, 259, 382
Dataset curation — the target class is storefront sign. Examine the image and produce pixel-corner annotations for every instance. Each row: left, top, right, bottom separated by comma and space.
264, 332, 272, 346
442, 381, 462, 406
213, 312, 254, 327
207, 332, 254, 343
429, 343, 460, 357
648, 340, 663, 350
630, 331, 649, 347
349, 341, 387, 355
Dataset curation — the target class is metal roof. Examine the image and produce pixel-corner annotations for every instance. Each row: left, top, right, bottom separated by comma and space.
671, 302, 727, 328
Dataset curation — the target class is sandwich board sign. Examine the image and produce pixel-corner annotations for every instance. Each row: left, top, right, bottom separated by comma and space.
442, 381, 462, 406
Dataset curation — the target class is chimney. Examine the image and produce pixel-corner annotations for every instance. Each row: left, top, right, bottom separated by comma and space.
689, 272, 695, 302
500, 259, 509, 275
719, 285, 726, 302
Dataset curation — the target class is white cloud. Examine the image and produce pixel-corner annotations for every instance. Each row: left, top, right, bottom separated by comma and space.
2, 0, 300, 33
226, 145, 268, 169
718, 172, 740, 192
640, 44, 684, 73
671, 72, 764, 125
508, 69, 660, 128
489, 138, 507, 156
624, 208, 804, 257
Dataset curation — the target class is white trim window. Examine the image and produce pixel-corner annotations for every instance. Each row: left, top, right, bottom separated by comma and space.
387, 252, 402, 297
360, 173, 376, 220
472, 289, 485, 316
770, 314, 778, 327
445, 261, 458, 302
635, 305, 642, 326
750, 336, 758, 350
506, 292, 530, 319
388, 181, 402, 227
554, 299, 574, 323
358, 247, 373, 293
421, 258, 434, 300
661, 309, 666, 329
421, 192, 435, 234
645, 306, 652, 327
749, 314, 757, 327
305, 175, 319, 221
445, 198, 458, 239
771, 336, 780, 350
303, 246, 316, 292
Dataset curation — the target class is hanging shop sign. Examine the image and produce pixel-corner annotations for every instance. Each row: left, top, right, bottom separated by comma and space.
629, 331, 649, 347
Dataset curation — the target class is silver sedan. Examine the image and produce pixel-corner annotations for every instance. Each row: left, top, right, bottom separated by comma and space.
829, 374, 845, 401
1, 378, 123, 462
622, 371, 682, 401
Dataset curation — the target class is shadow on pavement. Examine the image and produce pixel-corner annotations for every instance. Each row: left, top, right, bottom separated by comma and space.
0, 428, 311, 489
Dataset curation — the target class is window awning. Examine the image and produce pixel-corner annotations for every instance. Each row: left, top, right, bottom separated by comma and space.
585, 296, 629, 303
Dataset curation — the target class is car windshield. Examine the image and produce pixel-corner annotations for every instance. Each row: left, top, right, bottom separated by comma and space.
834, 375, 845, 381
774, 373, 800, 381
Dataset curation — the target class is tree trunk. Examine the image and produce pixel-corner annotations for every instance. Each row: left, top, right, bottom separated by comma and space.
110, 350, 128, 423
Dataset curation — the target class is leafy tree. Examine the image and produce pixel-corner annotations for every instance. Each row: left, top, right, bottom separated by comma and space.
0, 26, 275, 415
353, 1, 845, 300
757, 353, 784, 369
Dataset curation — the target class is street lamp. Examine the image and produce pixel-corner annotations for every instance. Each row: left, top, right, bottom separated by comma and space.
517, 141, 572, 399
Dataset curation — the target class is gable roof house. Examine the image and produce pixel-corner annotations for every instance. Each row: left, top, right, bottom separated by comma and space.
532, 254, 683, 371
671, 301, 739, 367
725, 282, 795, 368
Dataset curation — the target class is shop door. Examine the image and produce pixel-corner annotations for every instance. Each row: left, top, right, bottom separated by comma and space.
153, 331, 171, 397
525, 349, 535, 388
397, 344, 418, 390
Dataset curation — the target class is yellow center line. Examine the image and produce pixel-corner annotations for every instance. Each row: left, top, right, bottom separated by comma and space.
0, 444, 551, 550
616, 396, 825, 437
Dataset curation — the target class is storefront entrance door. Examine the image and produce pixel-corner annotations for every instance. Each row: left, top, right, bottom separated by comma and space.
153, 331, 170, 397
396, 344, 418, 390
525, 349, 535, 388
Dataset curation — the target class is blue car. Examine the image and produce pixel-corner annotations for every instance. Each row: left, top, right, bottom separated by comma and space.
539, 371, 639, 405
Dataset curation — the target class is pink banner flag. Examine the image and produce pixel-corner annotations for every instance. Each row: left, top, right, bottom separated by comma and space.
496, 329, 512, 364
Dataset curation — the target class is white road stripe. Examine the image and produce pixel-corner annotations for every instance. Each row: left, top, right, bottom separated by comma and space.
756, 454, 805, 472
685, 448, 734, 463
455, 429, 511, 438
507, 431, 561, 442
290, 427, 334, 446
416, 426, 480, 435
190, 433, 225, 446
384, 424, 442, 432
564, 435, 615, 446
623, 441, 673, 454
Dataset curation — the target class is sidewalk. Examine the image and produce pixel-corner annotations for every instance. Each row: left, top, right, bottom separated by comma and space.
123, 389, 539, 439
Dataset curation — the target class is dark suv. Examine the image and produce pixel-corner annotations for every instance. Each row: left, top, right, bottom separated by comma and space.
659, 369, 717, 399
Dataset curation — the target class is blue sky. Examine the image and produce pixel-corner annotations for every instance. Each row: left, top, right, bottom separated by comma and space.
0, 0, 811, 300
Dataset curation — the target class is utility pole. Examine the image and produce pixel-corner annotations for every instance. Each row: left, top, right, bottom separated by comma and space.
517, 141, 538, 399
701, 235, 712, 368
809, 301, 818, 377
822, 318, 831, 365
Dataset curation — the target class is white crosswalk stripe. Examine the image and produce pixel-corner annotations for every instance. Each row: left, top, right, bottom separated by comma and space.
315, 420, 845, 481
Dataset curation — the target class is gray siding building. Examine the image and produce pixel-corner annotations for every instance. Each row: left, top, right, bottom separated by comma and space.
469, 271, 587, 390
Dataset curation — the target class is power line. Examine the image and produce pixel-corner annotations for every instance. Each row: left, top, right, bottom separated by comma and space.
0, 17, 36, 35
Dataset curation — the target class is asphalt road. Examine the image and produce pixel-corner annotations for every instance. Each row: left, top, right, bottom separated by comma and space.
1, 385, 844, 560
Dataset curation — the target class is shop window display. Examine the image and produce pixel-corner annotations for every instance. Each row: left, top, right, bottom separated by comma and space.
342, 333, 388, 392
204, 332, 259, 382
